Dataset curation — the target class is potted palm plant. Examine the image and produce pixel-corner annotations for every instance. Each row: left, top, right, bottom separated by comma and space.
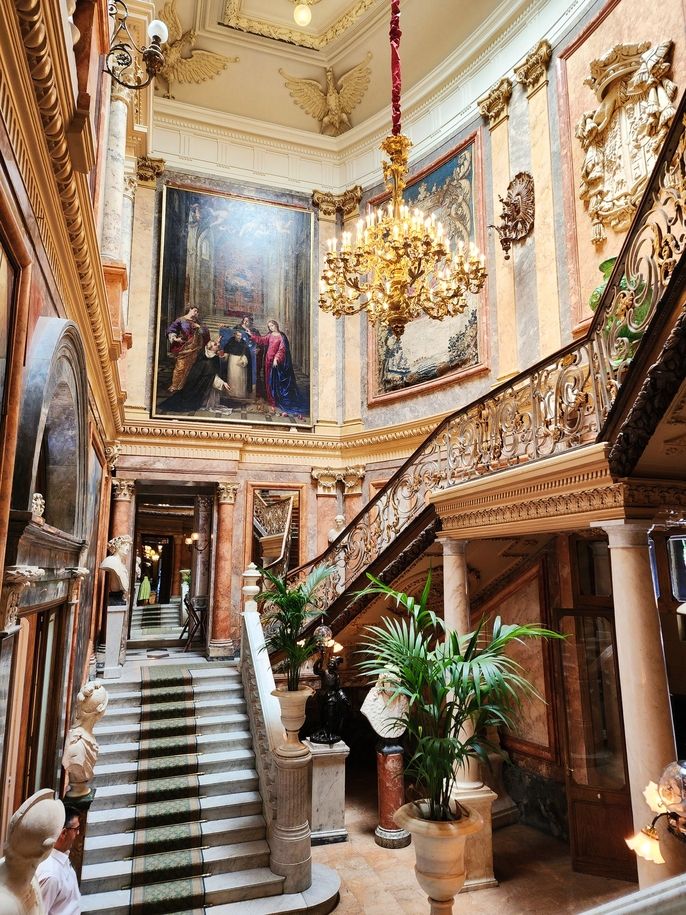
358, 572, 561, 914
257, 564, 335, 755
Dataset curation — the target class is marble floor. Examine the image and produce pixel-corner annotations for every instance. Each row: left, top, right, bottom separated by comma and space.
312, 773, 636, 915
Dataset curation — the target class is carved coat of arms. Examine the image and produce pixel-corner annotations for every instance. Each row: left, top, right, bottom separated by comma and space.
576, 41, 677, 245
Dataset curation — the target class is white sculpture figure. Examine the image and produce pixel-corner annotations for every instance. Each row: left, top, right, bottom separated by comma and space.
0, 789, 64, 915
62, 680, 109, 798
361, 674, 408, 739
100, 535, 132, 604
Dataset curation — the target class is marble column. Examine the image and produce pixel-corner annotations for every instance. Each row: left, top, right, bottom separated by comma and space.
120, 173, 137, 328
209, 483, 239, 658
515, 40, 561, 357
192, 496, 213, 598
101, 83, 132, 262
312, 191, 341, 430
478, 79, 518, 381
110, 480, 135, 539
374, 739, 410, 848
439, 536, 498, 891
171, 533, 184, 599
603, 521, 686, 887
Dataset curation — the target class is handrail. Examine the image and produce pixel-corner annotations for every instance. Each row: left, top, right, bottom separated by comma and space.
288, 95, 686, 612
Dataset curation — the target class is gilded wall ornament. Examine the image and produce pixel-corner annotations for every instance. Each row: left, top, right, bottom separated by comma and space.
490, 172, 535, 259
312, 187, 363, 219
576, 40, 677, 245
280, 53, 372, 136
478, 78, 513, 129
514, 40, 552, 95
158, 0, 238, 99
136, 155, 165, 188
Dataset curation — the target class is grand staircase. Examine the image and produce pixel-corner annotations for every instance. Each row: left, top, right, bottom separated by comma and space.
81, 663, 284, 913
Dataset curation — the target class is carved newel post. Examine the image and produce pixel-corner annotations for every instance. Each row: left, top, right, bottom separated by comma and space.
100, 535, 132, 679
62, 681, 108, 878
0, 790, 64, 914
361, 675, 411, 849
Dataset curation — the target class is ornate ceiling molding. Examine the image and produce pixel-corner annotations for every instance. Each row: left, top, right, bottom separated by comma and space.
221, 0, 378, 51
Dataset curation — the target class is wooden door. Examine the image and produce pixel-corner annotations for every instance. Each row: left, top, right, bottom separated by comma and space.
555, 610, 637, 882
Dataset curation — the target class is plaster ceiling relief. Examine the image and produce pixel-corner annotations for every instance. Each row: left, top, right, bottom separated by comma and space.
154, 0, 518, 135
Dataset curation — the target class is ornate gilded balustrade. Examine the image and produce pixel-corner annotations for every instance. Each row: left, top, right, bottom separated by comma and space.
290, 100, 686, 614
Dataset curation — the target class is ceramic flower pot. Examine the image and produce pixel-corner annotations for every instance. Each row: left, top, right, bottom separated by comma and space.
271, 685, 313, 757
394, 800, 483, 915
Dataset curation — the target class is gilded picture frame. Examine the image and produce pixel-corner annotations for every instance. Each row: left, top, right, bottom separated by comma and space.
153, 184, 314, 427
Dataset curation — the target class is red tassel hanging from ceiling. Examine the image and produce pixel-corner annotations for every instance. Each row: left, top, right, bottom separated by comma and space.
390, 0, 402, 135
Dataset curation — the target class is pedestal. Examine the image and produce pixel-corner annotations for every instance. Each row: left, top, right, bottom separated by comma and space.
102, 604, 126, 678
482, 753, 519, 829
453, 784, 498, 891
375, 739, 410, 848
303, 738, 350, 845
270, 745, 312, 893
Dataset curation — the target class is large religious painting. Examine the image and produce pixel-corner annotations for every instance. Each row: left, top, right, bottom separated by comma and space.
368, 133, 486, 404
154, 185, 313, 426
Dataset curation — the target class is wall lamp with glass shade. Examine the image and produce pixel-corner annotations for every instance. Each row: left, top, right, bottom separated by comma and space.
626, 760, 686, 864
185, 531, 209, 553
105, 0, 168, 90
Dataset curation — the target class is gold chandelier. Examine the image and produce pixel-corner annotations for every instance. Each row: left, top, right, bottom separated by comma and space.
318, 2, 487, 338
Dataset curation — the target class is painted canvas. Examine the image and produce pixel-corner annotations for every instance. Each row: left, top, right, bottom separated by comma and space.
369, 135, 484, 403
154, 185, 313, 426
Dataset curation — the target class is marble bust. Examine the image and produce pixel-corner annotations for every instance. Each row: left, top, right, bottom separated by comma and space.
361, 674, 408, 739
0, 789, 64, 915
62, 680, 109, 798
100, 535, 132, 604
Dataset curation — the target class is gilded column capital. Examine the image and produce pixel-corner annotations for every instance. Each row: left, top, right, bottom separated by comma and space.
311, 465, 365, 496
123, 175, 137, 202
136, 155, 166, 189
341, 466, 365, 495
217, 482, 239, 505
312, 186, 363, 220
478, 78, 513, 129
112, 479, 135, 501
514, 40, 552, 97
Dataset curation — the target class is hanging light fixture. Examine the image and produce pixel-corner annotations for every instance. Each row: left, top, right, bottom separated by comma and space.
105, 0, 168, 90
318, 0, 487, 338
293, 1, 313, 27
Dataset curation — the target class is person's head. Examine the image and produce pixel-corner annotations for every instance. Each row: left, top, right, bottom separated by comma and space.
54, 808, 80, 854
206, 340, 219, 354
185, 305, 199, 320
241, 315, 251, 328
233, 330, 243, 342
267, 320, 280, 333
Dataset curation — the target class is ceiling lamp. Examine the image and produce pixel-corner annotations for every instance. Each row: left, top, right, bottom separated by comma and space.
293, 2, 313, 27
105, 0, 168, 90
318, 0, 487, 338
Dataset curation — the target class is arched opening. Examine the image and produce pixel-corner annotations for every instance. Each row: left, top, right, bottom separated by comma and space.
35, 379, 79, 533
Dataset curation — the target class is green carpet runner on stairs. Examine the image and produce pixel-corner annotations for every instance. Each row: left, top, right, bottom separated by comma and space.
131, 666, 206, 913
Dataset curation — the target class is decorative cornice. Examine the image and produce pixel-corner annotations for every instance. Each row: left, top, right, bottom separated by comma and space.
311, 466, 365, 496
136, 155, 165, 188
514, 39, 552, 95
14, 0, 124, 434
217, 482, 239, 504
478, 78, 513, 129
112, 479, 135, 501
312, 186, 363, 219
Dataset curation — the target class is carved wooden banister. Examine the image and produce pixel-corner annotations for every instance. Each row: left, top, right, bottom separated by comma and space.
288, 96, 686, 620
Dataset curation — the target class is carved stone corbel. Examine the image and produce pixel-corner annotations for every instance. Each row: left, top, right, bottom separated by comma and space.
514, 40, 552, 97
1, 566, 45, 631
341, 466, 365, 495
136, 155, 165, 188
311, 467, 339, 496
105, 442, 121, 472
312, 187, 363, 220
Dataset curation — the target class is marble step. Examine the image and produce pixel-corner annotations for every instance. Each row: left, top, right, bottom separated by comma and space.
104, 695, 247, 726
90, 768, 259, 809
106, 678, 244, 709
87, 790, 263, 836
211, 864, 341, 915
81, 839, 271, 894
95, 710, 250, 744
93, 747, 255, 787
101, 665, 240, 695
97, 728, 252, 764
83, 813, 266, 864
80, 866, 284, 914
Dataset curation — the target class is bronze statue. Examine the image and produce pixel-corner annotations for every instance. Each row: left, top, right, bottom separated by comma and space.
310, 654, 350, 746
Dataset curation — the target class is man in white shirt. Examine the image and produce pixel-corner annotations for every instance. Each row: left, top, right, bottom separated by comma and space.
35, 807, 81, 915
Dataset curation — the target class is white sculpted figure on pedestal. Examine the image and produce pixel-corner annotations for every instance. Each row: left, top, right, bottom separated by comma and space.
360, 674, 408, 739
100, 535, 132, 605
0, 790, 64, 915
62, 680, 109, 798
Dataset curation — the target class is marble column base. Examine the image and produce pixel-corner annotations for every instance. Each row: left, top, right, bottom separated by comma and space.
102, 605, 126, 679
207, 638, 235, 659
375, 823, 411, 849
482, 753, 519, 830
303, 739, 350, 845
375, 740, 410, 848
270, 747, 312, 894
453, 784, 498, 892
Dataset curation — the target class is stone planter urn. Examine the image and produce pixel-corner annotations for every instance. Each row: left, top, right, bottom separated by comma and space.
394, 800, 483, 914
271, 685, 313, 757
